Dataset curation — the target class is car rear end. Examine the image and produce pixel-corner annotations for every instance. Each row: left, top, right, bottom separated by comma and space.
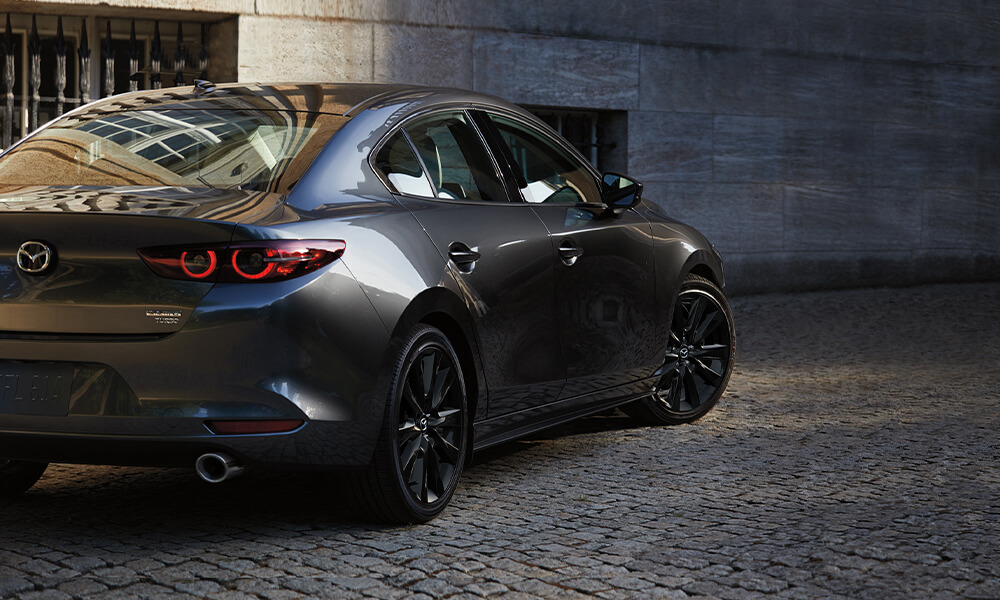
0, 86, 392, 475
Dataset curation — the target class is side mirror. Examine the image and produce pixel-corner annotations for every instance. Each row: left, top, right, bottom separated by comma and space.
601, 172, 644, 210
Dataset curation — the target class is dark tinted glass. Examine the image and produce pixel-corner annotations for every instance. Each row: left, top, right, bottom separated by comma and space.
489, 114, 600, 205
375, 132, 435, 197
403, 111, 507, 203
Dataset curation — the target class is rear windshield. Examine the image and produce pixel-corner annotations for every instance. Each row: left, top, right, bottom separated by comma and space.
0, 108, 347, 193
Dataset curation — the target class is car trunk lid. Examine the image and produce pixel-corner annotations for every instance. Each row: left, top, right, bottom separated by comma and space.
0, 185, 283, 335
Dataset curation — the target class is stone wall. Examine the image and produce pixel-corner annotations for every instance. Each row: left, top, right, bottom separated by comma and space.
12, 0, 1000, 293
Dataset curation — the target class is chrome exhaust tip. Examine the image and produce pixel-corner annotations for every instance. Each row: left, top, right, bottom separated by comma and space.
195, 452, 244, 483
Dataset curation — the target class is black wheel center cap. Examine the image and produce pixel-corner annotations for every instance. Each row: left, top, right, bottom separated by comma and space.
418, 416, 429, 431
679, 347, 690, 359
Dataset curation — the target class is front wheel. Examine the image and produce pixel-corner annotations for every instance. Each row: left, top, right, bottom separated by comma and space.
354, 324, 469, 523
625, 274, 735, 425
0, 459, 48, 498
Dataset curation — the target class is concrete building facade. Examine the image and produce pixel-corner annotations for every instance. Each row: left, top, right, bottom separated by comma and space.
2, 0, 998, 293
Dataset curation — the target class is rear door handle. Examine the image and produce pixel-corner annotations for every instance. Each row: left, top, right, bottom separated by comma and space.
558, 240, 584, 266
448, 242, 481, 272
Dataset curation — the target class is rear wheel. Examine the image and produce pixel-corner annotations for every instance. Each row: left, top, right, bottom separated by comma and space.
625, 274, 735, 425
355, 324, 469, 523
0, 459, 48, 498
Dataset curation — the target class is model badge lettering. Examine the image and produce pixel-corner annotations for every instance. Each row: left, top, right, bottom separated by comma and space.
146, 310, 182, 325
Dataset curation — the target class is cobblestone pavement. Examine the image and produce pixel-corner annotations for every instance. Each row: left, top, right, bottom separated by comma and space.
2, 283, 999, 599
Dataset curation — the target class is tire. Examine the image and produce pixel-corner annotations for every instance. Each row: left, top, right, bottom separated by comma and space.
354, 324, 469, 523
624, 274, 735, 425
0, 459, 48, 498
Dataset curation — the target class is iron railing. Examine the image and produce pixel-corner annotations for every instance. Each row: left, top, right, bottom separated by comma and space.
1, 14, 210, 149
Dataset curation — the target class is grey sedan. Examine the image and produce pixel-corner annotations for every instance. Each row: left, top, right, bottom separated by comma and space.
0, 83, 734, 522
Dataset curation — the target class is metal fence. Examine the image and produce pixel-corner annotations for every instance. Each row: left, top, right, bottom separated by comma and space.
1, 14, 210, 149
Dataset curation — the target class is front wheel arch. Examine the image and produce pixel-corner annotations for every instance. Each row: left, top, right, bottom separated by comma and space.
625, 273, 735, 425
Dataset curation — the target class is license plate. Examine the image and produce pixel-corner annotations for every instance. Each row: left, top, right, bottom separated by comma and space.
0, 362, 73, 416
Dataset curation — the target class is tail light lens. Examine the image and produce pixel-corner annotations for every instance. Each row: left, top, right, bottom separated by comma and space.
138, 240, 345, 283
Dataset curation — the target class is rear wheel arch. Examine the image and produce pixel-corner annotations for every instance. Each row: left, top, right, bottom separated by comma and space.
386, 288, 486, 430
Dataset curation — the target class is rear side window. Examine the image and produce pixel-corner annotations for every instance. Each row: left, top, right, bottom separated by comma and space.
374, 132, 435, 197
398, 111, 507, 203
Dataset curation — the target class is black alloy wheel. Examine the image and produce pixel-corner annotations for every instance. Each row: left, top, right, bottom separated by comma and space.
0, 459, 48, 498
625, 274, 735, 425
355, 324, 468, 523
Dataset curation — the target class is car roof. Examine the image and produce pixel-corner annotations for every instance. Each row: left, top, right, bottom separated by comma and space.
73, 82, 525, 118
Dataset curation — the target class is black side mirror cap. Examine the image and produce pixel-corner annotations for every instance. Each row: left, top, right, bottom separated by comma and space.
601, 172, 644, 210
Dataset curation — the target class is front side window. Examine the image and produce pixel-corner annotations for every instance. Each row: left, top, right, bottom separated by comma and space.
402, 111, 507, 203
0, 107, 346, 193
488, 113, 600, 205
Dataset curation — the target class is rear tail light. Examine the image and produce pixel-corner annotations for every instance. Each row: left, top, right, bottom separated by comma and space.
138, 240, 345, 283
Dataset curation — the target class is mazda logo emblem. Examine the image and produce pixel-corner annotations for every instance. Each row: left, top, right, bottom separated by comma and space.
16, 240, 54, 274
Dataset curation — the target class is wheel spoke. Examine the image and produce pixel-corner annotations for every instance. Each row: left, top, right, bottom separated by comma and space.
692, 358, 723, 386
692, 343, 728, 360
692, 308, 722, 344
431, 427, 461, 460
656, 360, 679, 390
430, 364, 455, 411
424, 439, 440, 502
411, 436, 430, 502
436, 462, 455, 496
402, 379, 423, 417
420, 353, 436, 400
683, 368, 702, 408
666, 367, 683, 411
430, 408, 461, 427
684, 296, 707, 335
398, 422, 421, 447
399, 436, 421, 477
655, 362, 683, 411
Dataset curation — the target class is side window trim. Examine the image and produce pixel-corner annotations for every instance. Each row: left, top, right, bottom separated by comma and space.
469, 109, 528, 201
398, 128, 439, 197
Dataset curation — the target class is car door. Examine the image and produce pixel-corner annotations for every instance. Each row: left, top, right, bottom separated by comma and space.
373, 110, 566, 417
481, 111, 660, 402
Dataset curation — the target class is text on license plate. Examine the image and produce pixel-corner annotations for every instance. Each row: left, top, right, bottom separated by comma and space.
0, 362, 74, 416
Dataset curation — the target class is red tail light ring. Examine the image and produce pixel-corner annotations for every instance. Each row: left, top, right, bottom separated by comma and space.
180, 250, 218, 279
138, 240, 346, 283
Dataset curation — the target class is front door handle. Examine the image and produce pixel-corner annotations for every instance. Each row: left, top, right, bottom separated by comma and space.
448, 242, 481, 272
558, 240, 584, 266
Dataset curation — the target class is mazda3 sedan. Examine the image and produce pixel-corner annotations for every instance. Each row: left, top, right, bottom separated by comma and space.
0, 83, 734, 522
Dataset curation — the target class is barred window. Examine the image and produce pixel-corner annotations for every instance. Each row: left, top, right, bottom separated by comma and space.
526, 108, 628, 176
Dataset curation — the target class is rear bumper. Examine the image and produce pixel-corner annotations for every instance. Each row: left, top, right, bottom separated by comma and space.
0, 262, 392, 468
0, 421, 377, 469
